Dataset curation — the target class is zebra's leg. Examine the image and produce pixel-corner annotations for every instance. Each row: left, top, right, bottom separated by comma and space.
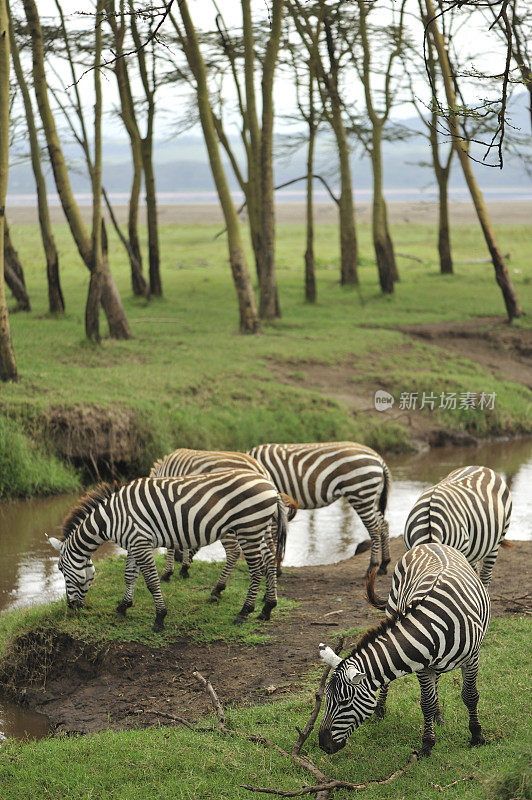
161, 548, 176, 582
434, 674, 444, 726
233, 534, 264, 624
131, 544, 168, 632
378, 518, 391, 575
417, 670, 440, 756
373, 684, 390, 720
257, 531, 278, 621
179, 548, 195, 579
116, 552, 140, 615
345, 493, 387, 575
479, 546, 499, 588
209, 533, 241, 602
461, 656, 485, 747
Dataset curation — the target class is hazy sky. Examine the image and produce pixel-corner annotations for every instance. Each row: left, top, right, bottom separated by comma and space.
14, 0, 513, 144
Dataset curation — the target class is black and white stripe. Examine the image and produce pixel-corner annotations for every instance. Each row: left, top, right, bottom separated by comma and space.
49, 472, 287, 631
318, 542, 490, 756
404, 465, 512, 586
150, 449, 285, 582
248, 442, 392, 572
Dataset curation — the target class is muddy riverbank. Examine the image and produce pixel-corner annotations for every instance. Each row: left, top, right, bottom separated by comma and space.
3, 537, 529, 737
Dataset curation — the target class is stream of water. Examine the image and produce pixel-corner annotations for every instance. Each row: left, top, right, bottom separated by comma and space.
0, 438, 530, 741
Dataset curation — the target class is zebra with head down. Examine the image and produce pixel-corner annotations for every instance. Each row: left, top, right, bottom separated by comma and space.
48, 471, 288, 631
318, 542, 490, 757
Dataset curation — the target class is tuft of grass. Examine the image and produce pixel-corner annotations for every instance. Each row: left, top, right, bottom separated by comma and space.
0, 415, 80, 498
0, 616, 529, 800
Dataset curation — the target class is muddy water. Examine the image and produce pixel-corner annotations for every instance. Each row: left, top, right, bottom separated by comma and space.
0, 438, 530, 740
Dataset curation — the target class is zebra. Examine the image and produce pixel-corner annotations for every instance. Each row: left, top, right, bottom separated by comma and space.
47, 471, 288, 631
404, 465, 512, 587
247, 442, 392, 573
150, 449, 297, 583
318, 542, 490, 757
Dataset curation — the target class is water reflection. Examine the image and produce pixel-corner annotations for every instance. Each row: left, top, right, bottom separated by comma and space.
0, 700, 51, 743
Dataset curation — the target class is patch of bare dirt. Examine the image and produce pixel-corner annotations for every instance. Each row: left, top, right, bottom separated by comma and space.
12, 538, 530, 736
398, 317, 532, 389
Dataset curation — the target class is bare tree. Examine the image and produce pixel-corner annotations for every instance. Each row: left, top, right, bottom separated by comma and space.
0, 0, 18, 381
290, 0, 358, 287
424, 0, 523, 321
22, 0, 132, 339
172, 0, 260, 333
8, 0, 64, 312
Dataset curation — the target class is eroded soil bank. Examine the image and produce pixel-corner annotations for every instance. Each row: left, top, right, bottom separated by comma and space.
6, 538, 530, 736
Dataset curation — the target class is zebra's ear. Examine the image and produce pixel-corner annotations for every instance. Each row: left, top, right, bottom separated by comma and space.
319, 643, 342, 668
345, 665, 366, 685
47, 535, 63, 552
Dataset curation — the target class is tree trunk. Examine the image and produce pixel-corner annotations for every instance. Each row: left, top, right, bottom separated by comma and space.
177, 0, 260, 333
8, 0, 63, 313
141, 134, 161, 297
305, 123, 316, 303
258, 0, 283, 319
0, 0, 18, 381
22, 0, 132, 338
371, 131, 396, 293
4, 223, 30, 310
333, 116, 358, 285
437, 168, 453, 274
86, 0, 103, 343
128, 147, 146, 296
424, 0, 522, 320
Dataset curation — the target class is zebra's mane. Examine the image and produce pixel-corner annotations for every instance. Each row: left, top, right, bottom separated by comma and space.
350, 607, 418, 656
61, 483, 118, 541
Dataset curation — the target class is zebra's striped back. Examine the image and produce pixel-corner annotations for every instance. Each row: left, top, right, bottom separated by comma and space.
150, 448, 270, 480
247, 442, 386, 508
319, 543, 490, 754
404, 465, 512, 583
248, 441, 392, 572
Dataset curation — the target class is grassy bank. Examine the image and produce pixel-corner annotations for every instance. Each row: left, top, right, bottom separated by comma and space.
0, 616, 529, 800
1, 217, 531, 497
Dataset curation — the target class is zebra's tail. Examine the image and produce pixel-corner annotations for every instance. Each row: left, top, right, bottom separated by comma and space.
280, 492, 299, 521
500, 538, 514, 549
275, 495, 289, 568
378, 462, 391, 515
365, 566, 388, 611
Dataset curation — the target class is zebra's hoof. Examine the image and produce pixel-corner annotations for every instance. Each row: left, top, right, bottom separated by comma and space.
208, 588, 223, 603
373, 707, 385, 721
419, 744, 434, 758
233, 615, 247, 625
161, 572, 173, 582
116, 601, 131, 616
378, 560, 390, 575
470, 734, 485, 747
179, 567, 190, 579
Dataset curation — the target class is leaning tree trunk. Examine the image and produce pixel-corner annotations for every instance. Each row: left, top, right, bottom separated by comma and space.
128, 144, 147, 296
424, 0, 522, 320
4, 223, 30, 310
8, 0, 63, 313
0, 0, 18, 381
178, 0, 260, 333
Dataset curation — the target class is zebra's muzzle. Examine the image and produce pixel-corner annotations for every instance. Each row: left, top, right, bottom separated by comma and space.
319, 729, 346, 754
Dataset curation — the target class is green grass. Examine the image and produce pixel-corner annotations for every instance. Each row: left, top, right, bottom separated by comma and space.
0, 554, 297, 656
1, 218, 531, 497
0, 616, 529, 800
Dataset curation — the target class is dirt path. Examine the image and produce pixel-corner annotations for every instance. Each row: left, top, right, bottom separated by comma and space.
20, 539, 530, 735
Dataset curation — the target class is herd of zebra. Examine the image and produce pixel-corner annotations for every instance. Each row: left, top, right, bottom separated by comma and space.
48, 440, 513, 757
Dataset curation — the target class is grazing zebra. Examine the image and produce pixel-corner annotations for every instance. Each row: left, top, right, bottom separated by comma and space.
150, 449, 297, 582
404, 465, 512, 586
47, 472, 288, 631
318, 542, 490, 757
247, 442, 391, 573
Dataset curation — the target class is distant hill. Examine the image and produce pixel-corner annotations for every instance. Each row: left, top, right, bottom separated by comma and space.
7, 92, 531, 203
